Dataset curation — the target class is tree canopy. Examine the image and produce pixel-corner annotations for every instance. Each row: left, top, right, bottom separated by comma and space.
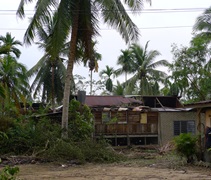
17, 0, 151, 136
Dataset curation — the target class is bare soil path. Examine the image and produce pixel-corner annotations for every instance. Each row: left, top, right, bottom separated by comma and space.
2, 147, 211, 180
16, 163, 211, 180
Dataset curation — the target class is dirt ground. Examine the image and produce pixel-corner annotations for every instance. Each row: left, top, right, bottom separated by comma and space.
16, 162, 211, 180
2, 147, 211, 180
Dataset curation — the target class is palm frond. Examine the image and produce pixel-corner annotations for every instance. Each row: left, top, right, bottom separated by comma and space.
46, 0, 72, 59
147, 59, 169, 69
16, 0, 34, 18
27, 54, 48, 77
99, 0, 140, 43
193, 7, 211, 32
22, 0, 58, 45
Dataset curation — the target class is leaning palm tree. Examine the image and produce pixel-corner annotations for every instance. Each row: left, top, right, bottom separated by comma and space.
17, 0, 151, 136
99, 65, 115, 92
0, 32, 22, 58
126, 42, 169, 95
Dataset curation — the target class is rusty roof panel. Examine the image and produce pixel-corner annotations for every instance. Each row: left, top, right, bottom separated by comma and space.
85, 95, 142, 107
151, 107, 194, 112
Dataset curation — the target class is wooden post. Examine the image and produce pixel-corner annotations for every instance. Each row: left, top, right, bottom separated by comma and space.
126, 111, 130, 146
127, 135, 130, 146
115, 133, 117, 146
197, 108, 203, 160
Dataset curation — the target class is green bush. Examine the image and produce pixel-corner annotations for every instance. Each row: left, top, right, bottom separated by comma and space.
68, 99, 94, 141
42, 139, 123, 163
0, 100, 123, 164
0, 118, 61, 155
174, 133, 198, 163
42, 139, 85, 163
79, 139, 123, 163
0, 165, 19, 180
0, 115, 15, 132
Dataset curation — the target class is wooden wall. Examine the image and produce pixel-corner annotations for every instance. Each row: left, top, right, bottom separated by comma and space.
94, 110, 158, 136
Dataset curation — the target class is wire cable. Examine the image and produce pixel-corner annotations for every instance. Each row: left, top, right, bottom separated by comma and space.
0, 25, 193, 31
0, 7, 208, 15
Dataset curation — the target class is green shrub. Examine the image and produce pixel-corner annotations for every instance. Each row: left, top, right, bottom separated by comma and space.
0, 118, 61, 155
79, 139, 123, 163
41, 139, 123, 163
0, 115, 15, 132
0, 101, 123, 164
42, 139, 85, 163
68, 99, 94, 141
174, 133, 198, 163
0, 165, 19, 180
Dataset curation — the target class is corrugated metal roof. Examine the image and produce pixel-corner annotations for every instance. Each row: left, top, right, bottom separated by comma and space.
85, 95, 142, 107
151, 107, 194, 112
184, 100, 211, 107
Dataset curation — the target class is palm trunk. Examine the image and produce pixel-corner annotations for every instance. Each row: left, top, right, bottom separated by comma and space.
51, 64, 55, 113
61, 3, 79, 138
90, 70, 93, 95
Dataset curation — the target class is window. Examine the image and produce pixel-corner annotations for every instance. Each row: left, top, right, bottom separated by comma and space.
173, 120, 195, 136
117, 111, 127, 124
102, 112, 111, 123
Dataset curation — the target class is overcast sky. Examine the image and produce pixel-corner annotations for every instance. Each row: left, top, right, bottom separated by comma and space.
0, 0, 211, 88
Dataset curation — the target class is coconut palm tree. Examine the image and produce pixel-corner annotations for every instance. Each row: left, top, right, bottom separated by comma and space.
0, 33, 28, 113
17, 0, 151, 136
113, 80, 124, 95
99, 65, 115, 92
0, 51, 5, 99
77, 41, 102, 95
126, 42, 169, 95
28, 55, 66, 107
193, 6, 211, 68
0, 32, 22, 58
115, 49, 134, 82
88, 51, 101, 95
0, 55, 30, 113
193, 6, 211, 39
27, 13, 67, 112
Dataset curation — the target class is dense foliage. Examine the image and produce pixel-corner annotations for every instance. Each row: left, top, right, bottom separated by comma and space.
168, 35, 211, 103
0, 165, 20, 180
174, 133, 198, 163
68, 99, 94, 141
0, 100, 122, 163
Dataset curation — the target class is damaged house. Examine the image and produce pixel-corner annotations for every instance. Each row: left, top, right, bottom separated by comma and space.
84, 95, 198, 146
32, 94, 199, 147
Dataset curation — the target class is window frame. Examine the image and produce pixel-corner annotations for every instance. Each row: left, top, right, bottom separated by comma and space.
102, 111, 111, 123
173, 120, 195, 136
